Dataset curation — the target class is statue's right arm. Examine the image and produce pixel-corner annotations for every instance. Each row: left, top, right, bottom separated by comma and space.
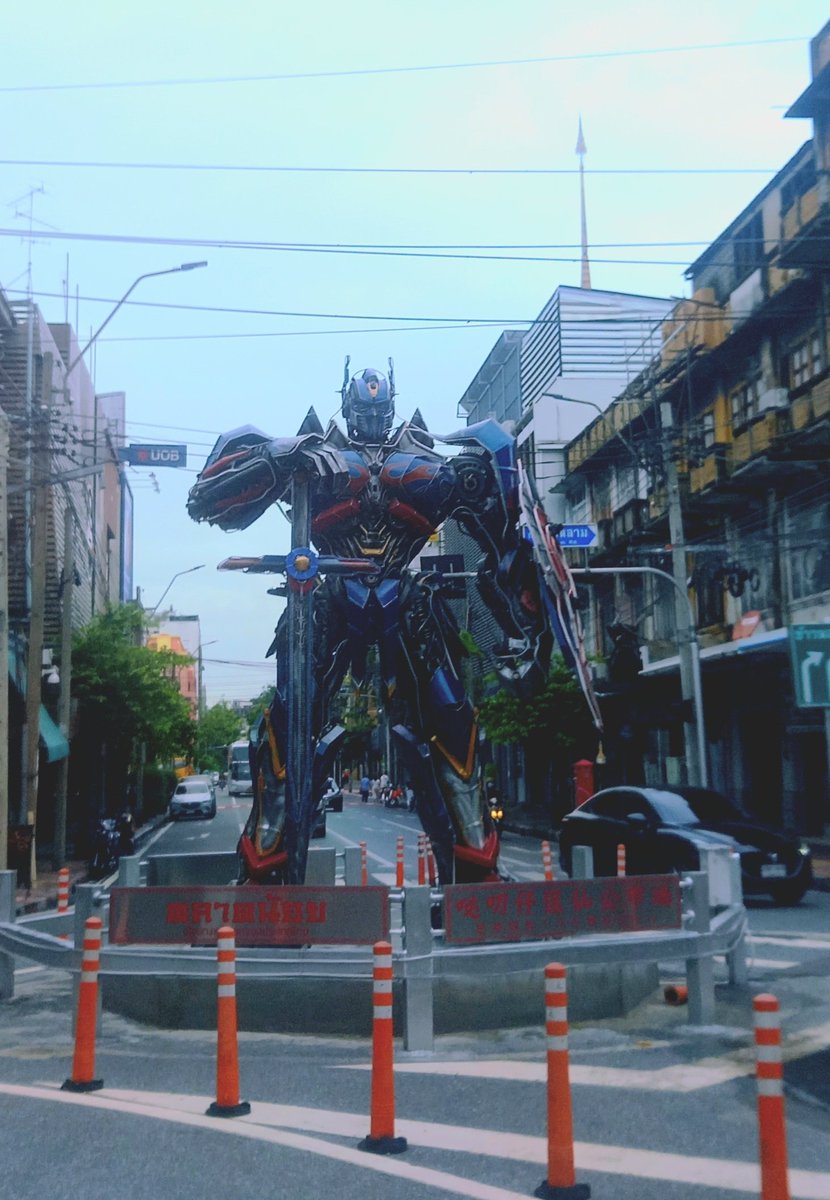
187, 427, 347, 532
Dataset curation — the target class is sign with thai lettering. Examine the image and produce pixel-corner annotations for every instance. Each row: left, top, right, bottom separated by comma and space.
443, 875, 681, 945
789, 624, 830, 708
120, 443, 188, 468
556, 524, 597, 548
109, 885, 389, 946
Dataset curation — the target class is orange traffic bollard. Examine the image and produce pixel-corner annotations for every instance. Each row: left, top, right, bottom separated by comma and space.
754, 994, 790, 1200
616, 843, 626, 877
358, 941, 407, 1156
395, 836, 404, 888
62, 917, 104, 1092
417, 834, 426, 886
206, 926, 250, 1118
534, 963, 590, 1199
426, 837, 437, 887
360, 841, 369, 887
57, 866, 70, 940
664, 983, 689, 1006
542, 840, 554, 882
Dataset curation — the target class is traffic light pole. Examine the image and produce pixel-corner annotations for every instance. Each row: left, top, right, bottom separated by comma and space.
572, 565, 708, 787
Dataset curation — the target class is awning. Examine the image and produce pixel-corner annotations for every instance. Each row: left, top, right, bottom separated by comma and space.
640, 627, 789, 678
39, 705, 69, 763
7, 638, 69, 762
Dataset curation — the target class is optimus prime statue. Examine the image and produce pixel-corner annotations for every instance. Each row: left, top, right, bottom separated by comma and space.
187, 360, 599, 887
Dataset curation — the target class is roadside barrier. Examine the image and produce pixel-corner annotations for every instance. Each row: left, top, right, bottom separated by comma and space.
616, 843, 626, 877
358, 940, 407, 1155
396, 836, 404, 888
753, 993, 790, 1200
417, 834, 426, 885
542, 841, 554, 881
360, 841, 368, 887
57, 867, 70, 940
62, 917, 104, 1093
534, 962, 590, 1199
206, 926, 250, 1118
663, 983, 689, 1006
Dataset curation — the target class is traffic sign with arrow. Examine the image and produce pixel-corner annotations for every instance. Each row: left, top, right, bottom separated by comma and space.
790, 624, 830, 708
556, 524, 598, 548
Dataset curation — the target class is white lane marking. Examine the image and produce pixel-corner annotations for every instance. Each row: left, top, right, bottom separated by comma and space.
29, 1084, 830, 1200
340, 1020, 830, 1093
1, 1083, 531, 1200
715, 955, 798, 970
752, 936, 830, 951
13, 965, 46, 976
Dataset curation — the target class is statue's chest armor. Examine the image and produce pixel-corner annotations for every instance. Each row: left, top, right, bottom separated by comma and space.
311, 449, 454, 554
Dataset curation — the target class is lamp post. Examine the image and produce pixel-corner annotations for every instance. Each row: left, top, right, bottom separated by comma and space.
147, 565, 206, 618
47, 261, 207, 870
196, 640, 218, 720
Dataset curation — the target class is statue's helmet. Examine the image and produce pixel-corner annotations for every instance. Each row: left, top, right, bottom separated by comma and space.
342, 367, 394, 442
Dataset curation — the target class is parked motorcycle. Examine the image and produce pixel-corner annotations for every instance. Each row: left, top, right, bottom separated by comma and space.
88, 817, 121, 880
488, 793, 504, 835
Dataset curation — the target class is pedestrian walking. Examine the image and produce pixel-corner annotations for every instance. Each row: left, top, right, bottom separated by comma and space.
360, 775, 370, 803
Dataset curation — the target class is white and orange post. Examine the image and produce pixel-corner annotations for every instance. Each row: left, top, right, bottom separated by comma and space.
536, 962, 590, 1199
57, 867, 70, 939
206, 926, 250, 1117
417, 834, 426, 886
542, 840, 554, 882
395, 836, 404, 889
358, 940, 407, 1155
753, 994, 790, 1200
360, 841, 369, 887
62, 916, 104, 1092
616, 843, 626, 877
426, 837, 437, 887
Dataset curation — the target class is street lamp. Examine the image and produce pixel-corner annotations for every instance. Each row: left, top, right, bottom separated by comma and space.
148, 565, 206, 616
541, 392, 643, 468
64, 261, 208, 380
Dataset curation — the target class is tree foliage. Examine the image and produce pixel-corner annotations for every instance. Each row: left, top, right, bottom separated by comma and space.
195, 703, 246, 771
70, 604, 195, 810
478, 656, 593, 756
244, 686, 276, 727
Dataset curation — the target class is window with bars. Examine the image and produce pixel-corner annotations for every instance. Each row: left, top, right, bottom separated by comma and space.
730, 376, 761, 429
788, 332, 822, 390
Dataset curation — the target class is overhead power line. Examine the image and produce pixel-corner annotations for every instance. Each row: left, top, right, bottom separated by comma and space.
0, 158, 780, 176
0, 36, 806, 93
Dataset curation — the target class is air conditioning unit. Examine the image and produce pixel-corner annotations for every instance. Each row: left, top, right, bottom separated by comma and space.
757, 387, 789, 412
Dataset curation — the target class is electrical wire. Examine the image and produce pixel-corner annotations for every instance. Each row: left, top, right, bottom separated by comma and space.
0, 35, 806, 93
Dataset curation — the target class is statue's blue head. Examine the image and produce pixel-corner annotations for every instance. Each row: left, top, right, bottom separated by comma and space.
342, 366, 395, 443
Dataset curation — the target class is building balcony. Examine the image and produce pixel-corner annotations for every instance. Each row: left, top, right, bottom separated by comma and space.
689, 446, 730, 494
778, 187, 830, 269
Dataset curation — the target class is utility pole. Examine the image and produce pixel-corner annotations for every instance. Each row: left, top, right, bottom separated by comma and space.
52, 502, 74, 868
0, 407, 9, 871
658, 394, 707, 786
23, 352, 53, 881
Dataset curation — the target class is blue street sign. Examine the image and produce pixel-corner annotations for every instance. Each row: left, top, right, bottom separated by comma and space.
556, 524, 597, 548
120, 443, 188, 468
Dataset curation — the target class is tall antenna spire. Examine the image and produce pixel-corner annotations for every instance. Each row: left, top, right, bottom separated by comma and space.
575, 116, 591, 289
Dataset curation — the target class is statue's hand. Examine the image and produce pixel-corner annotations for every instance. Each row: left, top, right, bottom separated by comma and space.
187, 444, 280, 531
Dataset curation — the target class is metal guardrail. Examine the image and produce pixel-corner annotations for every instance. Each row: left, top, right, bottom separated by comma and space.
0, 852, 748, 1051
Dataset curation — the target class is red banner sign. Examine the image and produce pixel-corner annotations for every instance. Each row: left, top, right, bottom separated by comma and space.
443, 875, 681, 945
109, 885, 389, 946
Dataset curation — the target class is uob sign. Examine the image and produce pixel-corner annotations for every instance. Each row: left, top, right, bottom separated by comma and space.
122, 443, 188, 468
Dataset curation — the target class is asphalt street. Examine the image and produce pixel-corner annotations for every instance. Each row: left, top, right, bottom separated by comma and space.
2, 790, 829, 1200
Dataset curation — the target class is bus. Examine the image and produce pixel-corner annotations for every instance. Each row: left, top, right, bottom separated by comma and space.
227, 738, 253, 797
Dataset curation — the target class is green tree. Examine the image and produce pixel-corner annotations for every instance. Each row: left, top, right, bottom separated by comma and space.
195, 703, 245, 772
478, 657, 595, 811
70, 604, 195, 824
244, 686, 276, 727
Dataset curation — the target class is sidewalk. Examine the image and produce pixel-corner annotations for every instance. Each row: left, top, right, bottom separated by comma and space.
14, 860, 89, 917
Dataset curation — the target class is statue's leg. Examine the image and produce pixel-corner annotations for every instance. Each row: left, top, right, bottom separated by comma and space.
397, 577, 499, 884
238, 581, 349, 883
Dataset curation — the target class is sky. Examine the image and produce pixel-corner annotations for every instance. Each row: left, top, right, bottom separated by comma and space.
2, 1, 827, 702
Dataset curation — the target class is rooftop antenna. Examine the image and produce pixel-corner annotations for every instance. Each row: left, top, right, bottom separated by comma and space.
575, 116, 591, 290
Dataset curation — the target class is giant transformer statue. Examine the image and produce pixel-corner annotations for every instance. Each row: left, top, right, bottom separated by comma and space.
187, 361, 600, 887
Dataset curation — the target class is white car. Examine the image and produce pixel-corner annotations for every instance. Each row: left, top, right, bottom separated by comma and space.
169, 779, 217, 821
